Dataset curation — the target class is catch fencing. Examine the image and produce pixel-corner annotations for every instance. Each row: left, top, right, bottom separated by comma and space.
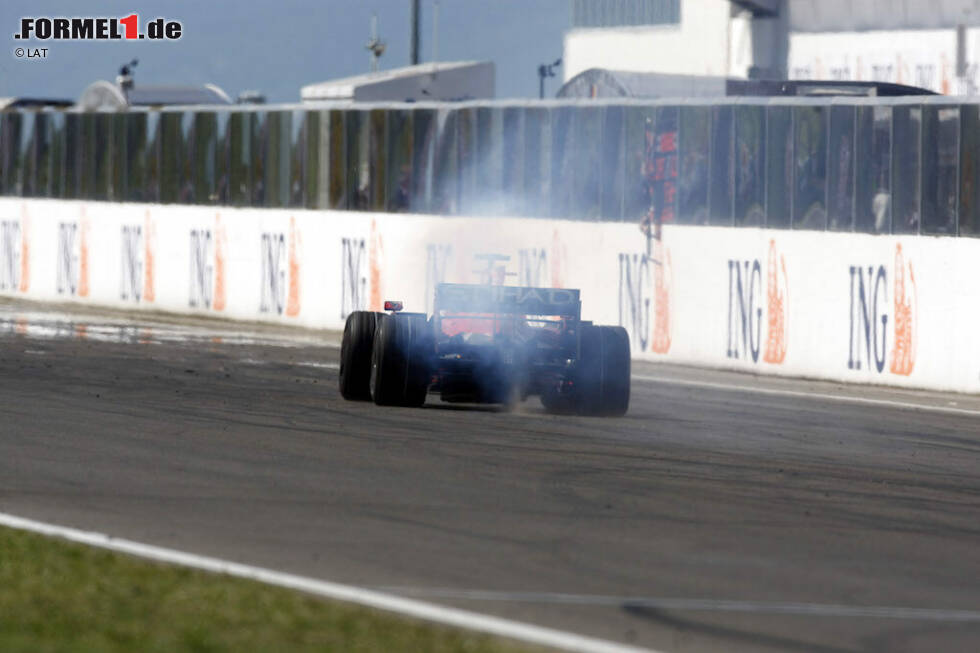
0, 96, 977, 237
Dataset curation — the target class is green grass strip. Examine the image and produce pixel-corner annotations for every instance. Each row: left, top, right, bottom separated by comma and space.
0, 525, 538, 653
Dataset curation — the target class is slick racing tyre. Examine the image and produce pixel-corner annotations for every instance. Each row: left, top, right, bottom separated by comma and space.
576, 325, 631, 417
370, 314, 430, 407
339, 311, 382, 400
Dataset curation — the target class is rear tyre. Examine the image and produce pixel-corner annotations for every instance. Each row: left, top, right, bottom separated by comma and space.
401, 315, 431, 407
370, 315, 430, 407
339, 311, 382, 400
576, 325, 631, 417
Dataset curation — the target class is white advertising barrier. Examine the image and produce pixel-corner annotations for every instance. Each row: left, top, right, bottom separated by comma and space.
0, 198, 976, 394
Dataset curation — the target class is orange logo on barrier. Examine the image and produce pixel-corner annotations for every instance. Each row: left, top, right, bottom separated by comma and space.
142, 210, 155, 303
726, 240, 789, 365
941, 53, 951, 95
213, 213, 226, 312
19, 204, 30, 293
78, 209, 90, 298
285, 217, 302, 317
763, 239, 788, 364
550, 229, 566, 289
651, 239, 671, 354
369, 218, 384, 311
889, 244, 916, 376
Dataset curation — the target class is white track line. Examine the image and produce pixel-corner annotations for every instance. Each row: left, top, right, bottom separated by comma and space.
632, 374, 980, 418
297, 361, 340, 369
0, 512, 656, 653
377, 588, 980, 623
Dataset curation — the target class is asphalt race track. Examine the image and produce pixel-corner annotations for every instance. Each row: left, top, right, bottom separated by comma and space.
2, 298, 979, 653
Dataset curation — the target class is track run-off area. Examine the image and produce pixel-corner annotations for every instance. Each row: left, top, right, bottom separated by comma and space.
1, 298, 979, 653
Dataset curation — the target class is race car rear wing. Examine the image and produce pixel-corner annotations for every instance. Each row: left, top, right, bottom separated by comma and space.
434, 283, 581, 318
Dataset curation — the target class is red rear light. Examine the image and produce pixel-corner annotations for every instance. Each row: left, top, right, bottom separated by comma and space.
384, 300, 403, 312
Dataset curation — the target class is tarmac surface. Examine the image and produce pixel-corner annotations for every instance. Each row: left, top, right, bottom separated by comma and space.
1, 298, 979, 653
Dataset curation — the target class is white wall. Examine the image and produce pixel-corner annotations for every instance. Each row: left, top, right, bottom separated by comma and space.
2, 198, 977, 394
563, 0, 733, 81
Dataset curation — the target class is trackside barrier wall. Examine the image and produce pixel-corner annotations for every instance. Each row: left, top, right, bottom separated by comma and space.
0, 198, 974, 393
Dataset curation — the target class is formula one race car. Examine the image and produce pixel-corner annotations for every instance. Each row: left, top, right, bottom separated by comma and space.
339, 283, 630, 416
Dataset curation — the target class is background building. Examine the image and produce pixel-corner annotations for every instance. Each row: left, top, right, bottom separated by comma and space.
563, 0, 786, 83
300, 61, 494, 104
563, 0, 980, 95
789, 0, 980, 95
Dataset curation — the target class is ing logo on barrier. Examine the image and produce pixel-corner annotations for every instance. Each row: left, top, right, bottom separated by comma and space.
120, 225, 144, 302
57, 223, 77, 295
763, 240, 788, 364
517, 230, 568, 289
651, 240, 671, 354
518, 247, 547, 288
618, 239, 672, 354
551, 229, 567, 290
260, 232, 285, 314
57, 221, 90, 297
120, 212, 155, 303
369, 219, 383, 313
341, 237, 367, 319
847, 264, 888, 372
726, 239, 788, 365
340, 221, 383, 319
189, 214, 227, 311
0, 215, 30, 294
259, 218, 301, 317
890, 245, 916, 376
848, 243, 916, 376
